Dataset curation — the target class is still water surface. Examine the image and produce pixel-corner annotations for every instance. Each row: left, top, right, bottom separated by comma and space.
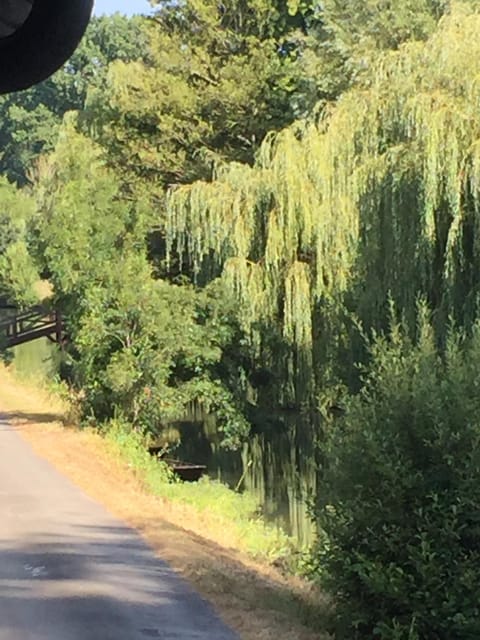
175, 415, 319, 546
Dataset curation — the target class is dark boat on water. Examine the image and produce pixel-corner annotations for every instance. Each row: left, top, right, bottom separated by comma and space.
148, 446, 206, 482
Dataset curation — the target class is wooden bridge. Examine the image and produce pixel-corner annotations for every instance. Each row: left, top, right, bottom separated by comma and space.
0, 306, 64, 349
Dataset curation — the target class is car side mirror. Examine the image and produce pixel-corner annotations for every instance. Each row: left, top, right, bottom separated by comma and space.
0, 0, 93, 94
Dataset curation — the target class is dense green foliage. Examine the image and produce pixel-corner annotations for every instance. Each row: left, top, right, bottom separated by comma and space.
316, 0, 448, 93
31, 122, 248, 445
0, 14, 146, 185
3, 0, 480, 636
0, 179, 38, 305
87, 0, 323, 189
166, 2, 480, 406
316, 313, 480, 638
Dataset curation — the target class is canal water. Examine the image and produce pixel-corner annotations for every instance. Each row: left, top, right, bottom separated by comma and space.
174, 413, 319, 546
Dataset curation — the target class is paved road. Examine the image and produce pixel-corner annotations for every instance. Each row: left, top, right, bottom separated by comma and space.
0, 421, 239, 640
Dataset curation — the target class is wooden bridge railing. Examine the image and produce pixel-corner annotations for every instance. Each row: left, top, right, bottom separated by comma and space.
0, 305, 64, 348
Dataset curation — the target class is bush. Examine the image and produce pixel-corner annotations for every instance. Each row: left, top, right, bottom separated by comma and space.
103, 418, 174, 486
313, 317, 480, 639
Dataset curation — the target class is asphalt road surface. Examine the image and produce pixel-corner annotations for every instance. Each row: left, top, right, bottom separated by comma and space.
0, 421, 239, 640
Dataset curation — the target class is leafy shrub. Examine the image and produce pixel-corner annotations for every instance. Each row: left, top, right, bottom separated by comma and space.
313, 316, 480, 638
103, 418, 173, 485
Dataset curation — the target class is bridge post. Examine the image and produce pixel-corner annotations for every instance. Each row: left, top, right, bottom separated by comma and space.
55, 311, 63, 345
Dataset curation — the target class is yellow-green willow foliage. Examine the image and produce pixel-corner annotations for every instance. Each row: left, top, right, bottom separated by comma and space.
166, 2, 480, 400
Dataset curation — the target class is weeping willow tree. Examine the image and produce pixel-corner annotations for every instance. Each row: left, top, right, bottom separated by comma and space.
166, 2, 480, 405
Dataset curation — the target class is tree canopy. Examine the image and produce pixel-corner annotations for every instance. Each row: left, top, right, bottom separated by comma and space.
86, 0, 323, 189
0, 14, 146, 185
165, 2, 480, 401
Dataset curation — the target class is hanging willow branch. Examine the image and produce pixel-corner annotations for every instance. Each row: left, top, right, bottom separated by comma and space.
166, 2, 480, 400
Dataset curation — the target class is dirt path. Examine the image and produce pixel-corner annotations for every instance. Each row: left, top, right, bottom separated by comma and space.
0, 370, 328, 640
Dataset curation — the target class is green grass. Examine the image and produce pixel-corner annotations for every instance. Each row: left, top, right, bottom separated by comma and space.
103, 419, 298, 566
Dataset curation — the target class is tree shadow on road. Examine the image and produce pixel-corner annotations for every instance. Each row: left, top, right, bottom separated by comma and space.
0, 410, 67, 428
0, 524, 239, 640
